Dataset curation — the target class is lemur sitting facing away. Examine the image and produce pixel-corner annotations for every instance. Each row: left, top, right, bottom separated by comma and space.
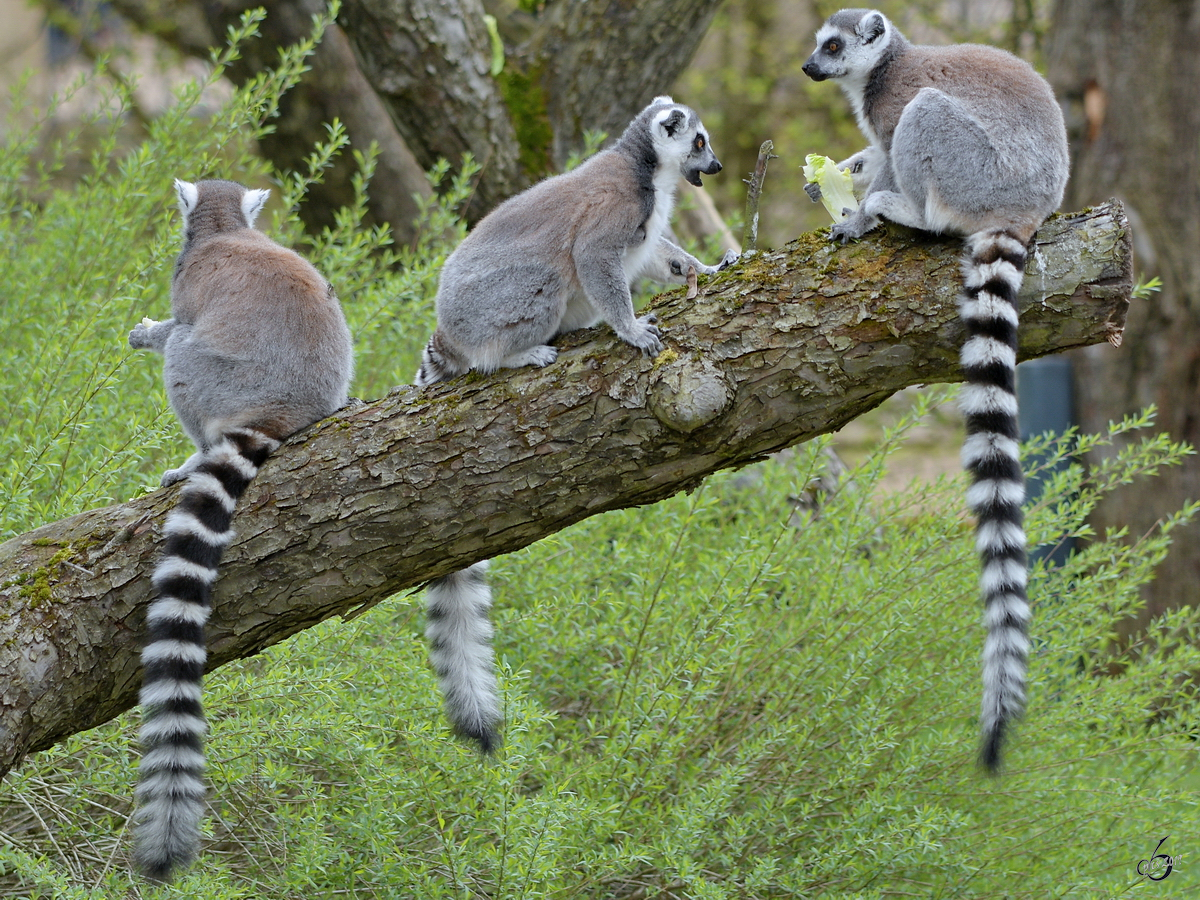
414, 96, 736, 757
802, 9, 1070, 771
128, 179, 353, 881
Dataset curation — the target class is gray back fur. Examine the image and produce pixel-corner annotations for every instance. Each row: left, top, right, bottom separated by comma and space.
152, 179, 353, 448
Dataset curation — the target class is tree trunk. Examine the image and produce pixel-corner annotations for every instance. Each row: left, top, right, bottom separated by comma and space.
337, 0, 526, 221
0, 204, 1131, 780
1046, 2, 1200, 633
100, 0, 435, 244
526, 0, 727, 170
88, 0, 726, 233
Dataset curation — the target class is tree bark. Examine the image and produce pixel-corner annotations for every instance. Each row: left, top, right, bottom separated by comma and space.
337, 0, 526, 221
526, 0, 726, 170
99, 0, 436, 244
0, 204, 1131, 780
1046, 2, 1200, 632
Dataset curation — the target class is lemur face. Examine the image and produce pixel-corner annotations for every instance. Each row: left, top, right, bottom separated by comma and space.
651, 101, 722, 187
802, 9, 890, 82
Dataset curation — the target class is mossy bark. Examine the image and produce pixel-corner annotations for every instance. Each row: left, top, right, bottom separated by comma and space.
0, 204, 1131, 779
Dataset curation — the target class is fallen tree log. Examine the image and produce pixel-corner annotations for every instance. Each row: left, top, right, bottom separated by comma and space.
0, 202, 1131, 778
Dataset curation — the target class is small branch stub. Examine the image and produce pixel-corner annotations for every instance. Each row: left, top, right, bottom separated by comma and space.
743, 139, 777, 253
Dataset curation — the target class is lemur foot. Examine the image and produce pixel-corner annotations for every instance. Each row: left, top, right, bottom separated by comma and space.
621, 315, 663, 356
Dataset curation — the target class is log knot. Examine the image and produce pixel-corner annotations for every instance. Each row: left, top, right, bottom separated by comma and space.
647, 355, 733, 434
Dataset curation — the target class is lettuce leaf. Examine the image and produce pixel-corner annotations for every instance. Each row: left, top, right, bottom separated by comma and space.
802, 154, 859, 223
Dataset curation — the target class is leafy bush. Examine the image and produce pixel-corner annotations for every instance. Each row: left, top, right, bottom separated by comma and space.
0, 7, 465, 542
4, 385, 1198, 896
2, 14, 1198, 900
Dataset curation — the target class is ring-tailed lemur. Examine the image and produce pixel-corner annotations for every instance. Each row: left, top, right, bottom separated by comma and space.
803, 10, 1069, 770
416, 95, 737, 385
128, 179, 353, 880
414, 96, 735, 754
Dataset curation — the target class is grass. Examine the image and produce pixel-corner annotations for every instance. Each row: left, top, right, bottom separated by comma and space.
4, 403, 1198, 897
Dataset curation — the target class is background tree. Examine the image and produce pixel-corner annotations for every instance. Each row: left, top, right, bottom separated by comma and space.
64, 0, 725, 241
1046, 0, 1200, 633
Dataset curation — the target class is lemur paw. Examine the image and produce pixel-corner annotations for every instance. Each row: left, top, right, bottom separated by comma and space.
622, 315, 663, 356
160, 467, 188, 487
829, 217, 872, 244
526, 345, 559, 367
803, 181, 823, 202
716, 249, 740, 271
829, 206, 881, 244
128, 322, 153, 349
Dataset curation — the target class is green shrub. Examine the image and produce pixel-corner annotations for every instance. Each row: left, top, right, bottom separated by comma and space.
4, 387, 1198, 897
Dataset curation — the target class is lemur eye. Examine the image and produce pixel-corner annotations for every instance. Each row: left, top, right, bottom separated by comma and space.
826, 39, 841, 53
694, 135, 706, 151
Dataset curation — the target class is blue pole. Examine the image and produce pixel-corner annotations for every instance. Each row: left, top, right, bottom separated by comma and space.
1017, 355, 1075, 568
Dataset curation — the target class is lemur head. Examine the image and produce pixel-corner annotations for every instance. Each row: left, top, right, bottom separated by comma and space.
646, 96, 722, 187
174, 179, 270, 234
802, 9, 893, 83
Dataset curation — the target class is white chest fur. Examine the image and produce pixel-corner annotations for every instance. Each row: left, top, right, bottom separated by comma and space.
621, 164, 680, 284
840, 74, 881, 147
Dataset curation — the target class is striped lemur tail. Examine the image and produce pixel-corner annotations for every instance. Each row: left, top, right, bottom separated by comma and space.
425, 562, 502, 752
415, 330, 468, 387
413, 362, 502, 751
133, 427, 280, 881
958, 229, 1032, 772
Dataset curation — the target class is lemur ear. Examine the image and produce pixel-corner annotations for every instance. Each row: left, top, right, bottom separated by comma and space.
174, 179, 198, 217
241, 188, 270, 228
860, 12, 887, 43
657, 108, 686, 138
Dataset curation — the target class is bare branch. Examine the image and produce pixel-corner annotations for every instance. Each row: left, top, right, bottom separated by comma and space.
743, 140, 777, 253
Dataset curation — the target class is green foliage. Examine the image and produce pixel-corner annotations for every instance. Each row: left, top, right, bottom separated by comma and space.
3, 387, 1198, 896
0, 7, 463, 541
1132, 276, 1163, 301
